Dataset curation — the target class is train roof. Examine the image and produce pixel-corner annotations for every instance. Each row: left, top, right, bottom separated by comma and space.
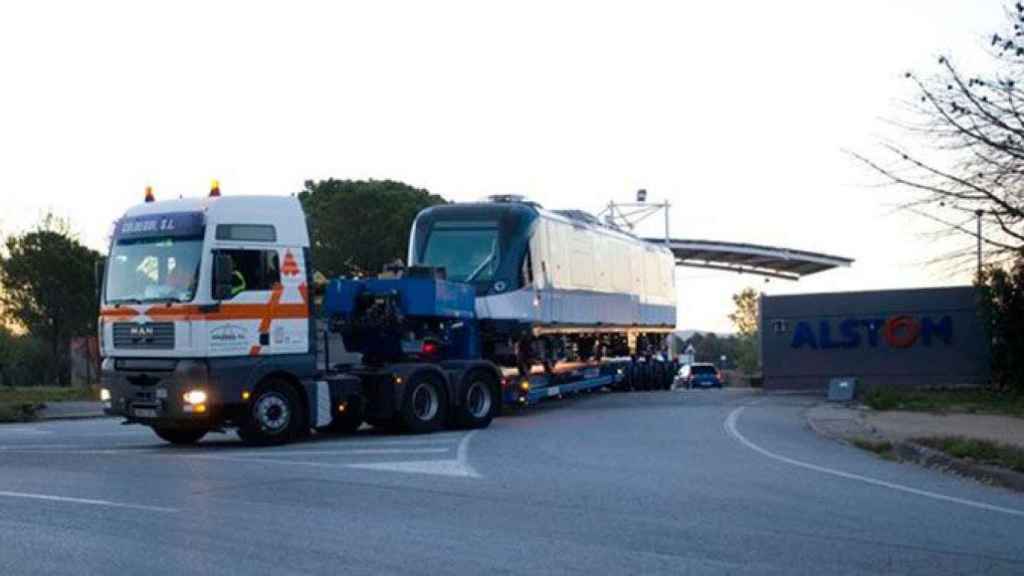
423, 199, 667, 251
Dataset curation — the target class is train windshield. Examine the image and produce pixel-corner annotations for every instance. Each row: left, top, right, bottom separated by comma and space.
420, 221, 501, 283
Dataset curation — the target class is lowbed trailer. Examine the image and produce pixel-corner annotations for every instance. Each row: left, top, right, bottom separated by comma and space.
504, 358, 676, 405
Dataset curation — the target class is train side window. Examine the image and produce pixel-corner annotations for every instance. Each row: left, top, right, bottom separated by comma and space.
221, 249, 280, 296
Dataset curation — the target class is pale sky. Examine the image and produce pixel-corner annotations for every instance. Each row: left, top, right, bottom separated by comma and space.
0, 1, 1005, 332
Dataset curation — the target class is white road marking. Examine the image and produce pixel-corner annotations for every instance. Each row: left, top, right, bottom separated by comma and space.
307, 438, 463, 448
217, 447, 452, 458
0, 427, 53, 436
0, 444, 108, 451
0, 446, 452, 458
724, 405, 1024, 519
0, 430, 484, 478
0, 490, 177, 513
349, 430, 481, 479
457, 429, 480, 476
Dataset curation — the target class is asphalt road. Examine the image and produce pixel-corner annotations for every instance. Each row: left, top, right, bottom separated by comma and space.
2, 390, 1023, 575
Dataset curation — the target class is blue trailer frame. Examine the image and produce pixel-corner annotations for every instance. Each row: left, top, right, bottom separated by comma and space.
323, 276, 677, 426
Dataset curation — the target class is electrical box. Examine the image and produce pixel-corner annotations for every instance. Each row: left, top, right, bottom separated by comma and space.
827, 377, 857, 402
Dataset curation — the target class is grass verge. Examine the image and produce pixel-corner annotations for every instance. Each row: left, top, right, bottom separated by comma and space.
863, 387, 1024, 417
915, 436, 1024, 474
851, 438, 897, 460
0, 386, 99, 423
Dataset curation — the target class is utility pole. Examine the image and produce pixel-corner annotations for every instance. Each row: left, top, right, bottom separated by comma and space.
663, 199, 671, 247
975, 209, 983, 278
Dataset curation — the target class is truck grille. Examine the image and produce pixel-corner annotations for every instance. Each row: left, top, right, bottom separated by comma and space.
113, 322, 175, 350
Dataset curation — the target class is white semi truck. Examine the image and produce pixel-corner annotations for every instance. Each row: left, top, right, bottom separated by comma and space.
99, 186, 678, 445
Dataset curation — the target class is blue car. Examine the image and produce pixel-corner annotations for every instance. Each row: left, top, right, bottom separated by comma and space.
677, 363, 723, 389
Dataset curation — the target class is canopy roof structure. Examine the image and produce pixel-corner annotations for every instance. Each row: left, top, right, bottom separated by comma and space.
646, 238, 854, 281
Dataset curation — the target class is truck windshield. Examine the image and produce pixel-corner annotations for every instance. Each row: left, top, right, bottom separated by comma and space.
420, 222, 500, 283
105, 237, 203, 304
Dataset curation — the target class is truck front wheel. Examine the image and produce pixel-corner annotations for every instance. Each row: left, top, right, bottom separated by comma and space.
153, 427, 207, 445
398, 374, 447, 434
454, 372, 497, 429
238, 379, 304, 445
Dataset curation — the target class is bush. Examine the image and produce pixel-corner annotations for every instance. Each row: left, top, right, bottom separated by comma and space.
916, 436, 1024, 473
863, 387, 904, 411
977, 257, 1024, 393
0, 403, 43, 423
863, 386, 1024, 416
0, 332, 53, 388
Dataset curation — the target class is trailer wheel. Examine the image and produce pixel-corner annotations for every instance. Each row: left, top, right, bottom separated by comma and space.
454, 371, 498, 429
238, 379, 304, 445
642, 363, 655, 391
398, 374, 448, 434
647, 362, 663, 389
152, 427, 207, 445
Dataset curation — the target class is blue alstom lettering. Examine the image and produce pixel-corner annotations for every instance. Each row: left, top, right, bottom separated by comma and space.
790, 315, 953, 350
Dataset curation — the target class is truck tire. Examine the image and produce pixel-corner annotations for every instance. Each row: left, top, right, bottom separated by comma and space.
237, 379, 304, 446
153, 427, 207, 445
453, 371, 498, 429
398, 373, 448, 434
654, 362, 667, 390
637, 363, 649, 391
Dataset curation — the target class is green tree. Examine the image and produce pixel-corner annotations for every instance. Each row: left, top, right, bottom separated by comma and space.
977, 257, 1024, 393
298, 179, 446, 277
728, 288, 760, 337
728, 288, 761, 374
0, 325, 13, 387
0, 215, 102, 386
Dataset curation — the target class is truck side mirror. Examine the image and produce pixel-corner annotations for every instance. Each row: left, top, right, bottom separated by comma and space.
94, 258, 106, 301
213, 253, 235, 301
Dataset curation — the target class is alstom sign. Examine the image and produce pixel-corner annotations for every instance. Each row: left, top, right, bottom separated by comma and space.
789, 315, 953, 350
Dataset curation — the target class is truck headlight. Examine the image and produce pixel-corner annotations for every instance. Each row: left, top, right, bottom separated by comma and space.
183, 390, 208, 405
99, 388, 111, 402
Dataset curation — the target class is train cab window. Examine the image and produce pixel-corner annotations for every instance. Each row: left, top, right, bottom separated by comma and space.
421, 222, 500, 283
221, 249, 280, 296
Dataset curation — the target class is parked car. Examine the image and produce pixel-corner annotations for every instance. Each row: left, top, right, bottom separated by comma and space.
675, 363, 723, 389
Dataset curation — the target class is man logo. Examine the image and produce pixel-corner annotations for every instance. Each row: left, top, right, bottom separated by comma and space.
130, 325, 155, 341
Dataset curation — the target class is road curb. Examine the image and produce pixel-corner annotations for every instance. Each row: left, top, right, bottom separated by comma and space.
806, 402, 1024, 493
35, 402, 111, 422
36, 413, 114, 422
894, 440, 1024, 493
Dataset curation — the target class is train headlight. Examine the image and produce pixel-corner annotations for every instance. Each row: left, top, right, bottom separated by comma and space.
99, 388, 111, 402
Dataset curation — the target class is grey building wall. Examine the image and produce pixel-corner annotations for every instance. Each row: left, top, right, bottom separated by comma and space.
760, 286, 990, 391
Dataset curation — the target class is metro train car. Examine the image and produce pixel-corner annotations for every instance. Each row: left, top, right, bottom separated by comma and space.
408, 196, 677, 370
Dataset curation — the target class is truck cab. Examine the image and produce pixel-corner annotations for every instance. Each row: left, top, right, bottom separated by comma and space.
100, 193, 317, 444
